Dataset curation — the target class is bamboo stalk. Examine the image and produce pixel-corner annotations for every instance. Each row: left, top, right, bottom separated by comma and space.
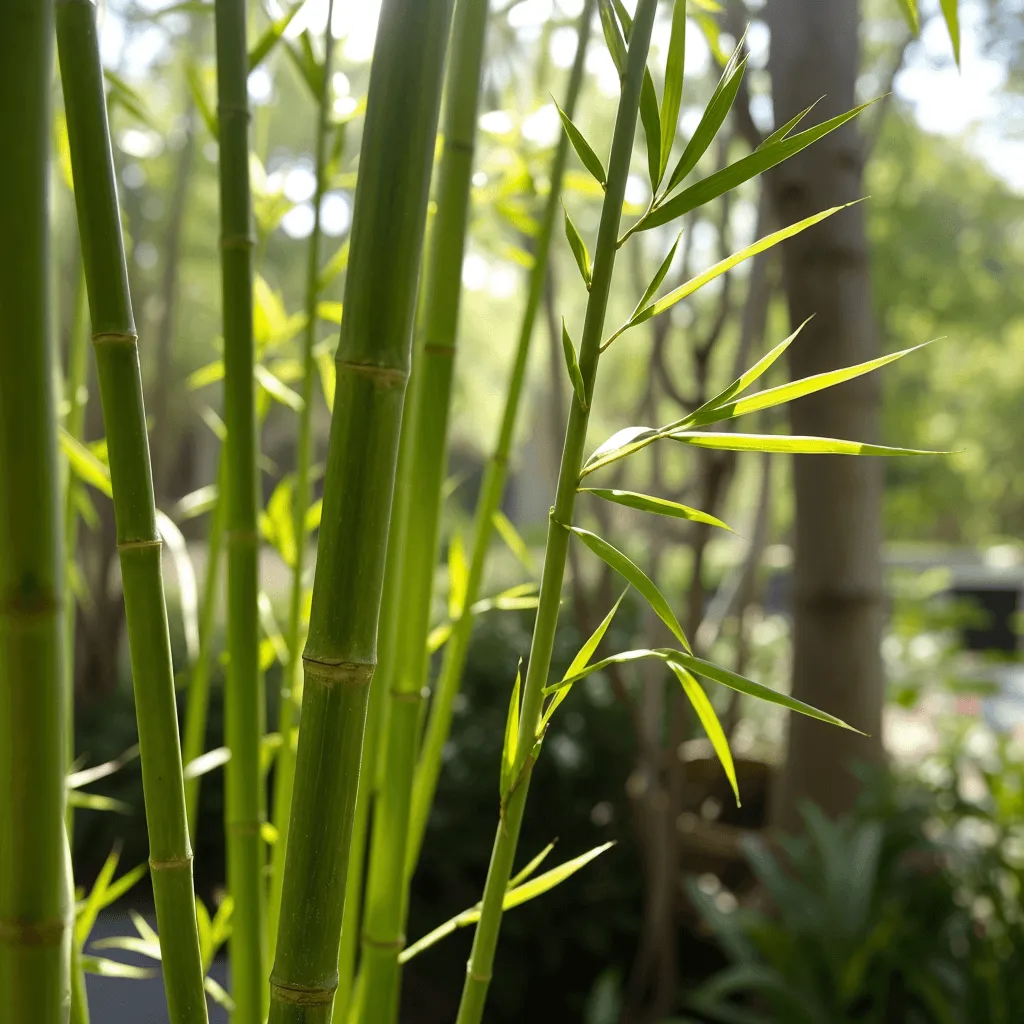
213, 0, 266, 1014
405, 0, 596, 871
267, 0, 337, 958
355, 0, 492, 1018
455, 3, 658, 1020
267, 1, 455, 1020
181, 453, 226, 838
54, 3, 209, 1023
0, 2, 70, 1018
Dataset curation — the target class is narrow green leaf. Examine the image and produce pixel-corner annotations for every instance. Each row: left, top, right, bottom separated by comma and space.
258, 591, 290, 666
686, 340, 936, 429
668, 431, 938, 457
598, 0, 627, 76
427, 621, 453, 654
561, 319, 588, 411
156, 510, 199, 664
195, 898, 214, 972
632, 229, 682, 322
585, 425, 658, 471
205, 975, 236, 1011
317, 300, 343, 324
173, 483, 219, 521
399, 842, 614, 963
99, 862, 148, 912
757, 98, 823, 151
508, 841, 557, 890
81, 956, 156, 980
683, 321, 809, 427
669, 663, 740, 806
76, 846, 120, 946
610, 0, 632, 36
103, 70, 160, 131
668, 650, 864, 733
492, 510, 534, 572
665, 53, 748, 195
317, 240, 350, 293
67, 791, 131, 814
695, 13, 728, 65
659, 0, 687, 181
640, 67, 662, 189
563, 205, 592, 288
183, 746, 231, 780
628, 206, 850, 336
541, 590, 627, 731
67, 745, 139, 790
448, 531, 468, 618
546, 649, 663, 694
61, 430, 112, 498
187, 359, 224, 391
642, 101, 876, 231
895, 0, 919, 34
256, 363, 304, 411
92, 933, 161, 961
581, 488, 733, 531
248, 3, 303, 72
500, 661, 523, 799
571, 528, 690, 651
555, 99, 607, 188
314, 341, 336, 413
939, 0, 960, 65
185, 62, 218, 138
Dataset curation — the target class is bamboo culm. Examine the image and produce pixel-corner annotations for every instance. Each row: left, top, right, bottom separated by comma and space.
181, 452, 226, 838
267, 0, 337, 958
405, 0, 596, 871
55, 2, 209, 1022
0, 1, 70, 1018
455, 3, 659, 1020
355, 0, 492, 1018
213, 0, 266, 1015
268, 1, 455, 1020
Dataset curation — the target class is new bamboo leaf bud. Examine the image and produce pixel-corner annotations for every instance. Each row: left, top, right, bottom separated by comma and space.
561, 320, 588, 410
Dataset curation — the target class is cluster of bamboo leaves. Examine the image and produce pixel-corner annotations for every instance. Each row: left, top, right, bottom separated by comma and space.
0, 0, 957, 1021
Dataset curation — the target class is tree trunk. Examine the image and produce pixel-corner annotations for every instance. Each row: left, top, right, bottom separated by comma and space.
766, 0, 885, 832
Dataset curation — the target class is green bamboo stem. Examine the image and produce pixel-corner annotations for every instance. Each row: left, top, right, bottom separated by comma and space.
405, 0, 596, 871
355, 0, 491, 1018
267, 0, 454, 1020
0, 2, 70, 1018
181, 452, 226, 839
455, 4, 658, 1020
213, 0, 266, 1015
55, 3, 209, 1023
267, 0, 337, 959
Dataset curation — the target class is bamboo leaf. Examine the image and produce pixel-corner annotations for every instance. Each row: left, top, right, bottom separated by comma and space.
686, 340, 935, 428
668, 650, 864, 733
659, 0, 687, 182
585, 425, 658, 471
67, 745, 140, 789
248, 2, 303, 72
632, 230, 683, 321
314, 341, 336, 412
610, 0, 632, 35
317, 240, 350, 292
257, 362, 305, 409
187, 359, 224, 391
76, 846, 121, 945
640, 68, 662, 189
695, 13, 728, 65
427, 621, 453, 654
563, 205, 592, 288
581, 488, 732, 531
665, 53, 748, 195
757, 98, 823, 151
61, 429, 112, 498
173, 483, 219, 521
103, 69, 160, 131
317, 300, 343, 324
156, 510, 199, 664
399, 842, 614, 963
67, 791, 131, 814
571, 528, 690, 650
448, 531, 468, 619
258, 593, 289, 667
183, 746, 231, 780
492, 510, 534, 572
185, 62, 218, 138
684, 321, 808, 426
895, 0, 919, 34
939, 0, 960, 65
98, 862, 148, 912
624, 206, 849, 339
507, 841, 557, 890
541, 590, 627, 731
500, 661, 523, 800
561, 319, 588, 410
205, 975, 236, 1011
555, 99, 607, 188
81, 956, 156, 980
669, 662, 740, 806
668, 431, 938, 457
642, 101, 876, 232
598, 0, 628, 76
92, 934, 162, 961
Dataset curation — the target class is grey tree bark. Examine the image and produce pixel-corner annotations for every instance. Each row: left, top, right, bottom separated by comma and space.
765, 0, 886, 831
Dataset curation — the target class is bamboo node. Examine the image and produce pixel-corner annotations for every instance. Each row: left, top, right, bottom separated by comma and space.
336, 359, 408, 390
118, 537, 162, 553
92, 330, 138, 347
0, 592, 63, 620
217, 102, 254, 121
548, 507, 572, 532
466, 965, 492, 984
422, 341, 455, 358
149, 853, 192, 871
0, 916, 69, 948
220, 233, 257, 250
302, 656, 375, 689
269, 977, 337, 1005
389, 686, 428, 705
362, 931, 405, 951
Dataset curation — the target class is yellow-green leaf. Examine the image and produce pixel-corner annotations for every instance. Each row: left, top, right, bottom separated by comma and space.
563, 205, 592, 288
581, 488, 732, 531
668, 431, 937, 457
659, 0, 687, 182
554, 99, 607, 188
500, 661, 523, 800
561, 319, 588, 411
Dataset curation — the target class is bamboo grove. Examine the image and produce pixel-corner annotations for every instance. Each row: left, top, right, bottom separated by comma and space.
0, 0, 958, 1021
